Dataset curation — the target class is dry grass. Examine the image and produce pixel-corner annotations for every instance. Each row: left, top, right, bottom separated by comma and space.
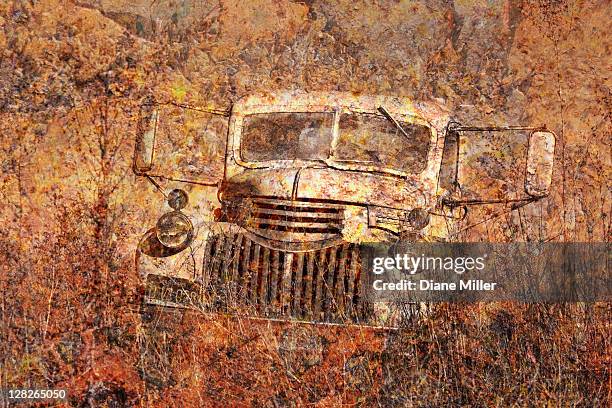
0, 199, 608, 406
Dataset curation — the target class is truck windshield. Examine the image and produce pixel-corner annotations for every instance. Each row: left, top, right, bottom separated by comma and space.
241, 112, 334, 161
240, 111, 432, 174
335, 112, 431, 173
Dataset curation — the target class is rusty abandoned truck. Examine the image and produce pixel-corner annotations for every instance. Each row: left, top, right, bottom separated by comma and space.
133, 91, 555, 326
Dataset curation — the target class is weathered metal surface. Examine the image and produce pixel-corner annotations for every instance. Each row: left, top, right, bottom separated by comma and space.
526, 131, 556, 197
225, 91, 449, 198
193, 228, 370, 324
139, 104, 228, 184
135, 90, 558, 328
246, 198, 344, 244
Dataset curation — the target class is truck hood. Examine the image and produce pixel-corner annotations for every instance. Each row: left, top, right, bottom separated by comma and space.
220, 167, 431, 210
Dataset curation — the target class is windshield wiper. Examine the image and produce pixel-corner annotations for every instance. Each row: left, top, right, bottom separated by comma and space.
377, 106, 410, 140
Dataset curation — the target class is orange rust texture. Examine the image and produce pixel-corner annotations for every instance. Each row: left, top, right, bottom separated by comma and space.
140, 309, 387, 406
0, 0, 610, 406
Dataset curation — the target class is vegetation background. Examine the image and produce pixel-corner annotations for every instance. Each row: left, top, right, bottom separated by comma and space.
0, 0, 609, 406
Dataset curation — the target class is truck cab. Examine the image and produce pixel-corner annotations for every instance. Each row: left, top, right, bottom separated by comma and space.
134, 90, 555, 326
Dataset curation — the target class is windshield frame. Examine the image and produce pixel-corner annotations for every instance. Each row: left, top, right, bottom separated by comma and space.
232, 106, 438, 179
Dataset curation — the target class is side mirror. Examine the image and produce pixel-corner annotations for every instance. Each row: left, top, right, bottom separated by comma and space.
134, 106, 158, 173
133, 103, 229, 185
525, 131, 556, 197
439, 125, 556, 206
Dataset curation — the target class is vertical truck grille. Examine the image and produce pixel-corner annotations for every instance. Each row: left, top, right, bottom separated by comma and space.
201, 231, 371, 323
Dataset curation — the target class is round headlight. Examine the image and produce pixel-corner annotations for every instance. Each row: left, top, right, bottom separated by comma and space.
156, 211, 194, 248
407, 208, 430, 230
167, 188, 188, 210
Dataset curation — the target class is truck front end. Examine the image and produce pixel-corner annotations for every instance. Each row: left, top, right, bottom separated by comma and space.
136, 91, 452, 326
135, 90, 556, 328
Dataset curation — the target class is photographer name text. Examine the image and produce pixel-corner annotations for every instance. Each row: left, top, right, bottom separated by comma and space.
372, 279, 497, 292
